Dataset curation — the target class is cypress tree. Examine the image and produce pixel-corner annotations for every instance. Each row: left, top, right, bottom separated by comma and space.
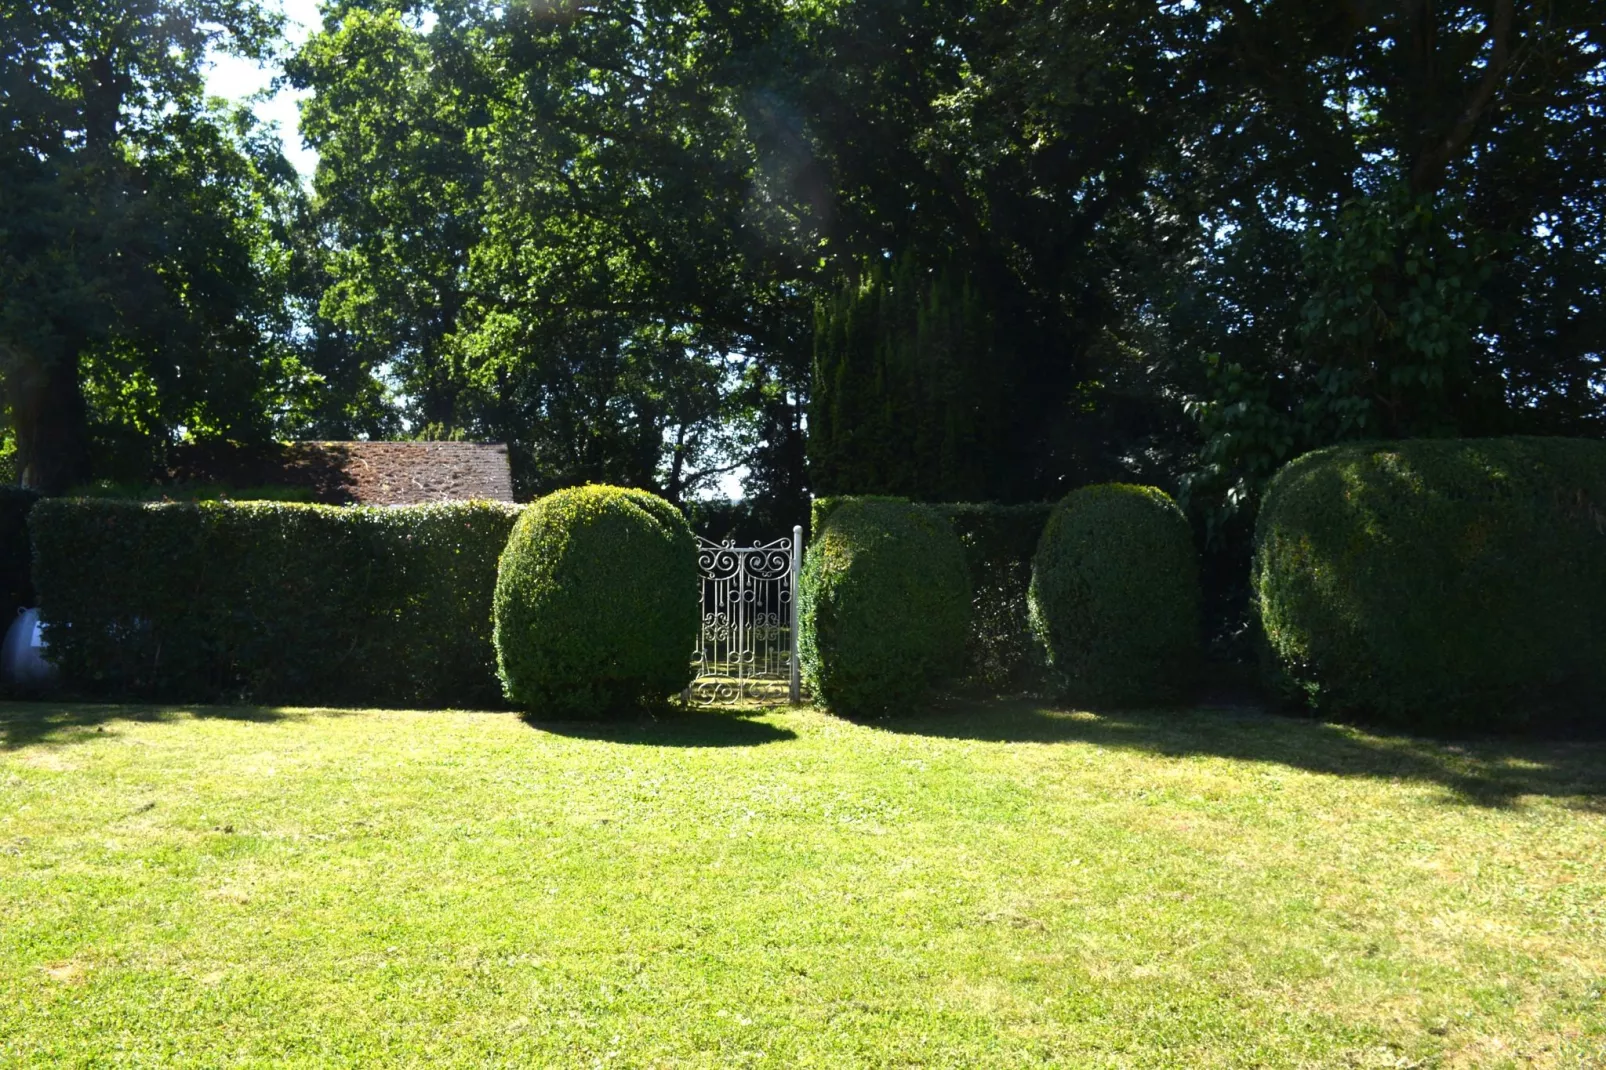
809, 255, 1004, 501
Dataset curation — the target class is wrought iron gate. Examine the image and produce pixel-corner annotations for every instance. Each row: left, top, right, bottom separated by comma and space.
689, 526, 803, 705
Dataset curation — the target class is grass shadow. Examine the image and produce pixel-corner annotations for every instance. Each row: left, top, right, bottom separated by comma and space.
850, 698, 1606, 810
0, 700, 307, 750
1, 699, 796, 751
527, 705, 797, 748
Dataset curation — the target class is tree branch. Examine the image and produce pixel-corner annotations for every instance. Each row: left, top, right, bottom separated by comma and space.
1409, 0, 1515, 194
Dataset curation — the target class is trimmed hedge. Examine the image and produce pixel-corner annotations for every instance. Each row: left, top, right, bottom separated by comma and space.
1254, 437, 1606, 731
0, 486, 40, 613
799, 498, 970, 715
30, 498, 521, 705
493, 485, 698, 715
1029, 484, 1200, 706
812, 497, 1053, 692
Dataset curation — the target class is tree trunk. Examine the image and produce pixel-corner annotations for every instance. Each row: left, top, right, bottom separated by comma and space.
9, 345, 90, 494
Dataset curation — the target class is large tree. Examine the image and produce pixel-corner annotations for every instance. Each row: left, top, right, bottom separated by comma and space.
778, 0, 1206, 499
0, 0, 312, 491
288, 0, 1603, 525
292, 0, 1207, 507
291, 0, 815, 507
1147, 1, 1606, 534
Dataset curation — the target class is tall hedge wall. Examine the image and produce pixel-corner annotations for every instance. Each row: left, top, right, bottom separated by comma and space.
1254, 437, 1606, 731
30, 498, 521, 706
812, 497, 1052, 692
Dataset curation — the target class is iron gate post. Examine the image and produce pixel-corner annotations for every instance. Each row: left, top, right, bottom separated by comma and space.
789, 524, 802, 705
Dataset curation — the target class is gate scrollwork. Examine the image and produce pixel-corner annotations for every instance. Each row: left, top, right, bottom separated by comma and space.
689, 527, 802, 705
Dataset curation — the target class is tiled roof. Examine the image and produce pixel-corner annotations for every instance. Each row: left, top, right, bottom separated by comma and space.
165, 441, 517, 505
306, 442, 516, 506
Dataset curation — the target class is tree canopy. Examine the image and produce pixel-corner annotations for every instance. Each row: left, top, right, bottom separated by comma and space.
0, 0, 318, 491
1, 0, 1600, 531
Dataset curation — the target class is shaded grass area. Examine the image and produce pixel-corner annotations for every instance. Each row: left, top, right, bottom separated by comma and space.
854, 698, 1606, 811
1, 699, 1604, 1067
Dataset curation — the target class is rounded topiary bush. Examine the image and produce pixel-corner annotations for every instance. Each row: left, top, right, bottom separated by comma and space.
493, 485, 698, 716
1028, 483, 1200, 706
1254, 437, 1606, 732
799, 498, 970, 716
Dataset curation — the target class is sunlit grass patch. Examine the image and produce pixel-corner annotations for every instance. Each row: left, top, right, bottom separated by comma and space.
2, 699, 1603, 1067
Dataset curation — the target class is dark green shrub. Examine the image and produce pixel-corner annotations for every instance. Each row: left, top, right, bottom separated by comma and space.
0, 487, 40, 613
1254, 437, 1606, 731
1029, 484, 1200, 706
799, 498, 970, 715
29, 498, 520, 705
492, 485, 698, 715
813, 497, 1052, 693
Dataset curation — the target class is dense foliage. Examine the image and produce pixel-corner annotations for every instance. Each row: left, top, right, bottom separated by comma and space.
29, 498, 520, 705
278, 0, 1604, 523
3, 0, 1602, 666
799, 498, 970, 715
1254, 438, 1606, 732
810, 497, 1049, 692
810, 259, 1010, 501
1030, 485, 1200, 706
492, 485, 698, 716
285, 1, 806, 511
1173, 8, 1606, 529
0, 0, 324, 492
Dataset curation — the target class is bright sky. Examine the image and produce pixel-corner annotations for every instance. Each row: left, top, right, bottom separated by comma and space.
204, 0, 323, 179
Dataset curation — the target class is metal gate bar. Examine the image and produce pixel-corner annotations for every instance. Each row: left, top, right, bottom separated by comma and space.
689, 525, 803, 706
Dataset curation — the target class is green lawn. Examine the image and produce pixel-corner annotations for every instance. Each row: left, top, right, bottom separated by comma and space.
2, 700, 1603, 1067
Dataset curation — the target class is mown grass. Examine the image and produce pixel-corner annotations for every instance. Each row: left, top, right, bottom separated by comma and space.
1, 699, 1603, 1067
